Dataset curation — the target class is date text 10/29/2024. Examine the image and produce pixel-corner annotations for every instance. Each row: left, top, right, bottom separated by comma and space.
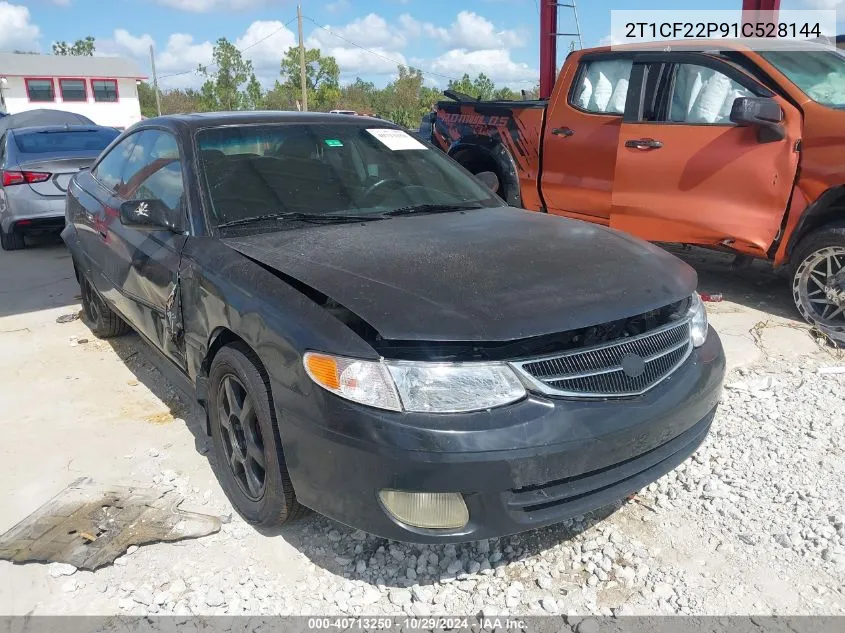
625, 21, 822, 39
307, 618, 528, 630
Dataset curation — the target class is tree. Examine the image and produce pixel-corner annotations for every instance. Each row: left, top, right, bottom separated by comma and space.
493, 86, 518, 101
198, 38, 255, 111
245, 74, 264, 110
338, 77, 377, 113
446, 72, 495, 100
160, 88, 203, 114
53, 37, 95, 56
279, 47, 340, 110
137, 82, 159, 118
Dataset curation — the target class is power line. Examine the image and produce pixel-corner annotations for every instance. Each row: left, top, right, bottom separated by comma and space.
303, 15, 459, 83
158, 16, 297, 81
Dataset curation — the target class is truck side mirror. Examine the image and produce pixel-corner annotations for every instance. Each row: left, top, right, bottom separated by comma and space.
119, 199, 173, 230
729, 97, 786, 143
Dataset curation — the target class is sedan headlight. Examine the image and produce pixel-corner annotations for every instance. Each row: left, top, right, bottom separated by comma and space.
688, 292, 709, 347
304, 352, 526, 413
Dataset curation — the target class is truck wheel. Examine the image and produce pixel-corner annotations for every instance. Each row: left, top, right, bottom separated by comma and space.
791, 223, 845, 346
80, 276, 131, 338
208, 343, 307, 527
0, 226, 25, 251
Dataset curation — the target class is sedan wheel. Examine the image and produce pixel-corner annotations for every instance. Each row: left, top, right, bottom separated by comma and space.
217, 374, 267, 501
80, 275, 131, 338
793, 243, 845, 345
208, 343, 306, 526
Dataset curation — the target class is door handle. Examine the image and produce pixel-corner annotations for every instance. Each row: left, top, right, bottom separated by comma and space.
625, 138, 663, 150
552, 127, 575, 137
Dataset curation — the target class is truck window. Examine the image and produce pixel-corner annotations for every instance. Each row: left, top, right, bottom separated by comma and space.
667, 64, 752, 124
570, 59, 633, 115
759, 50, 845, 109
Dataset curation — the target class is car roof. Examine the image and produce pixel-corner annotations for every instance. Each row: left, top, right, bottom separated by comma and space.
140, 111, 398, 134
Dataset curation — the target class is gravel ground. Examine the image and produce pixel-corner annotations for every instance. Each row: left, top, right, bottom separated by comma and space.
15, 351, 844, 617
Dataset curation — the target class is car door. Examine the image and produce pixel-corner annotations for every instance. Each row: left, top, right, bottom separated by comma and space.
610, 53, 802, 257
541, 52, 634, 222
101, 129, 188, 367
71, 132, 141, 293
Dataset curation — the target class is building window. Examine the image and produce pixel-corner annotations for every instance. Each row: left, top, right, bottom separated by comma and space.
59, 78, 87, 102
25, 79, 55, 102
92, 79, 118, 102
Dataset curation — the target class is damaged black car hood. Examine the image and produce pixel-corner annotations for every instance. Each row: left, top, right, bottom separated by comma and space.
221, 207, 697, 342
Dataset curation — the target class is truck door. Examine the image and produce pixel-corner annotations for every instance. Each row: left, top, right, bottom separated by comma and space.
541, 52, 635, 223
610, 53, 801, 257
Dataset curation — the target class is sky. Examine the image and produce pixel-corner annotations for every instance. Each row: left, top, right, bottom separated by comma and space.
0, 0, 840, 91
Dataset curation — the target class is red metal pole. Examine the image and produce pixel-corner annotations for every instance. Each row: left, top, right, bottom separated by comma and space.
742, 0, 780, 24
539, 0, 557, 99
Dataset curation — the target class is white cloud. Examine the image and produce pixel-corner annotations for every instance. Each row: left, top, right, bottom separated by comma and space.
0, 1, 41, 52
398, 14, 422, 38
157, 0, 280, 12
235, 20, 296, 81
427, 48, 537, 87
326, 0, 349, 14
424, 11, 523, 51
51, 0, 71, 5
309, 14, 407, 51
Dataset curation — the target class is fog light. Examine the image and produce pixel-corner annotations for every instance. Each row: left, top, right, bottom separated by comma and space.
379, 490, 469, 529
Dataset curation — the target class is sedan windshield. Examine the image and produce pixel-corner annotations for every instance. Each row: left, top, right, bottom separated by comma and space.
196, 123, 503, 228
759, 50, 845, 109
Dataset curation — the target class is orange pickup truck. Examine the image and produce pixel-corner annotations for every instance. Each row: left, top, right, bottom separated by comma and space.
423, 41, 845, 344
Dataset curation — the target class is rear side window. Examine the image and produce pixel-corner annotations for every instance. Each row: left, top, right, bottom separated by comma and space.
14, 129, 119, 154
92, 134, 139, 192
119, 130, 185, 217
570, 59, 633, 114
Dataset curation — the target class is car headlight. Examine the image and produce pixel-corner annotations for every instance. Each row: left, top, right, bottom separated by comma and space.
688, 292, 709, 347
304, 352, 526, 413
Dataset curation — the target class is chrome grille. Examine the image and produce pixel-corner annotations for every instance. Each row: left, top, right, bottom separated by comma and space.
511, 319, 692, 398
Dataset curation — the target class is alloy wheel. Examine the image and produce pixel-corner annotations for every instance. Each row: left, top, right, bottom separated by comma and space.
82, 279, 102, 324
217, 374, 267, 501
793, 246, 845, 334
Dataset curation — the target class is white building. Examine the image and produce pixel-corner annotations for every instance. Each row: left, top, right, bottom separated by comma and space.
0, 53, 147, 129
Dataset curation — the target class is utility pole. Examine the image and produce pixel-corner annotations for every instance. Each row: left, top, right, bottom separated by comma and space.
297, 4, 308, 112
149, 45, 162, 117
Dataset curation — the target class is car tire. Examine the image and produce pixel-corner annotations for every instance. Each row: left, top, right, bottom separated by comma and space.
80, 275, 131, 338
208, 343, 307, 527
0, 226, 25, 251
791, 223, 845, 346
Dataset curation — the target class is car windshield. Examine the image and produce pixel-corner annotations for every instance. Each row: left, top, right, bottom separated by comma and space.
759, 50, 845, 109
196, 123, 503, 228
14, 128, 119, 153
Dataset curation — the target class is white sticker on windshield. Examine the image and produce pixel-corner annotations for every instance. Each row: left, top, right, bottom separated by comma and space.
366, 128, 427, 151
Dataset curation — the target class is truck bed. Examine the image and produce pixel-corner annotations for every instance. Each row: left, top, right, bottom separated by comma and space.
430, 98, 547, 210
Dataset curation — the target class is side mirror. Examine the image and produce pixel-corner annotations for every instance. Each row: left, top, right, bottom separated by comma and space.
476, 170, 500, 193
729, 97, 786, 143
119, 199, 172, 230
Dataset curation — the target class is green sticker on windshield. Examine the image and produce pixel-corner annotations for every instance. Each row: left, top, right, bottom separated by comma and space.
324, 139, 343, 147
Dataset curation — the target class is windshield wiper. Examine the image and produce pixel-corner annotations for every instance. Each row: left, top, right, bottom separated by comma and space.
383, 203, 484, 217
217, 211, 383, 229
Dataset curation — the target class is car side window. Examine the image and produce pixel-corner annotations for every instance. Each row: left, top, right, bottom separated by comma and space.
570, 58, 633, 115
92, 134, 139, 192
120, 130, 185, 219
0, 134, 6, 166
667, 63, 753, 124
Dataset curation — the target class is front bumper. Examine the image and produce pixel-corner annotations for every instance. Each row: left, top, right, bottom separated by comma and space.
0, 192, 65, 233
279, 327, 725, 543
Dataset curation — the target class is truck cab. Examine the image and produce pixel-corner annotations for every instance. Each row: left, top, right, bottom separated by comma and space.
428, 41, 845, 345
